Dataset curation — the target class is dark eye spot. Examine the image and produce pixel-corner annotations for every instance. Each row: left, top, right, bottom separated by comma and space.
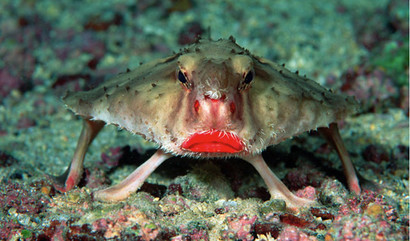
244, 71, 253, 84
178, 70, 187, 83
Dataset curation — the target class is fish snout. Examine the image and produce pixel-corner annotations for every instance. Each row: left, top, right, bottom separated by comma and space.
193, 93, 236, 128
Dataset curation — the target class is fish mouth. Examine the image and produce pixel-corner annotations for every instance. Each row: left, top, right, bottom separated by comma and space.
181, 130, 244, 153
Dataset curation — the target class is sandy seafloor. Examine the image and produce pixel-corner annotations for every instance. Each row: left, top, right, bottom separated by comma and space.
0, 0, 409, 240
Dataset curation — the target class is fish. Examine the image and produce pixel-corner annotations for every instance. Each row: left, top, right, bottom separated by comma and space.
51, 37, 360, 209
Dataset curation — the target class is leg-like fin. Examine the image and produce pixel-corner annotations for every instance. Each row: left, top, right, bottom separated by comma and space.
243, 154, 316, 209
318, 123, 361, 195
50, 119, 105, 192
93, 149, 171, 202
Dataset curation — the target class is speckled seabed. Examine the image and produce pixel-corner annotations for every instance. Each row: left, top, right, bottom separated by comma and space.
0, 0, 408, 240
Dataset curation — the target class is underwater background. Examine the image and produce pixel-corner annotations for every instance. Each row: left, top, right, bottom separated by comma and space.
0, 0, 408, 240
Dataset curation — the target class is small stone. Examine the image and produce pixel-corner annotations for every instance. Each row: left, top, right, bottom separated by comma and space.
310, 207, 335, 220
295, 185, 316, 200
324, 233, 334, 241
279, 213, 311, 228
319, 179, 349, 206
365, 203, 384, 217
40, 186, 51, 195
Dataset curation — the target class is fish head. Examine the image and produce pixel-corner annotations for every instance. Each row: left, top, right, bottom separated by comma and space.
175, 47, 256, 155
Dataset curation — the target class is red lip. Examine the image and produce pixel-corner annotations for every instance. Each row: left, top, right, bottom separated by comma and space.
181, 130, 244, 153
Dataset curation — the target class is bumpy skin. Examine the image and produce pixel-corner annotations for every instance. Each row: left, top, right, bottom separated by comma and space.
54, 38, 360, 209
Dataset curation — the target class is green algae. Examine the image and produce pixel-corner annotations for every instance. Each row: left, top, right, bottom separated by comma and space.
259, 199, 287, 214
371, 37, 409, 87
20, 229, 33, 239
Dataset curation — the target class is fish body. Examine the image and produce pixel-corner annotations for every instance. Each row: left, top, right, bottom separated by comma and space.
53, 37, 360, 209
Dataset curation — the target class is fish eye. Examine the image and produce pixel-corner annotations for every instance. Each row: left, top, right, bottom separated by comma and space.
243, 71, 253, 84
238, 70, 254, 92
178, 70, 187, 83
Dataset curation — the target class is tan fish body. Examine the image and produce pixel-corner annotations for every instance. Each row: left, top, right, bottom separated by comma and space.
52, 37, 360, 209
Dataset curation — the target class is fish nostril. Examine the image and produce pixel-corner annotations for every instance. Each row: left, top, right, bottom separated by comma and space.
204, 94, 226, 102
194, 100, 200, 113
204, 95, 218, 103
230, 102, 236, 114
